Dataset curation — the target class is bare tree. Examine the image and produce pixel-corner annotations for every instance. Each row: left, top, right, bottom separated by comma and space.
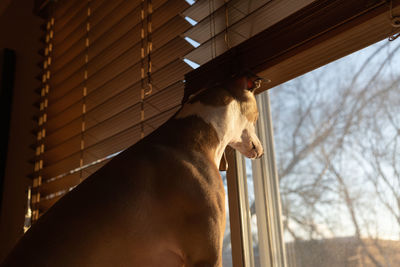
269, 40, 400, 266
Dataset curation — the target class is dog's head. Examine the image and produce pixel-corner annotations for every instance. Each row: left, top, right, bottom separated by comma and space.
180, 71, 264, 161
225, 73, 264, 159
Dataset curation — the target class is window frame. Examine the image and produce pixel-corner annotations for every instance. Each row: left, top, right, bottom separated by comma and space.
252, 92, 287, 267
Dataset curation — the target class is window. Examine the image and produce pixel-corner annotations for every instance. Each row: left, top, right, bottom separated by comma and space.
238, 39, 400, 266
271, 39, 400, 266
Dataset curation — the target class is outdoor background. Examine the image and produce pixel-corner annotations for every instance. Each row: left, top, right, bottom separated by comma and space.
223, 38, 400, 267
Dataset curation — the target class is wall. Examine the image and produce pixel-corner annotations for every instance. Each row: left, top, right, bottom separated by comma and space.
0, 0, 42, 261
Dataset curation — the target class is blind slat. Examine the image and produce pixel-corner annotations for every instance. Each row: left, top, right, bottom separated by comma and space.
182, 0, 227, 22
51, 0, 173, 76
45, 80, 184, 150
52, 0, 123, 66
184, 0, 271, 45
38, 196, 61, 214
48, 34, 192, 117
53, 0, 87, 33
53, 0, 82, 22
53, 3, 88, 47
50, 9, 189, 97
40, 105, 179, 180
39, 159, 110, 197
45, 54, 190, 139
52, 0, 107, 58
82, 106, 178, 164
43, 82, 183, 164
47, 38, 191, 137
39, 57, 189, 175
184, 0, 315, 65
79, 13, 188, 90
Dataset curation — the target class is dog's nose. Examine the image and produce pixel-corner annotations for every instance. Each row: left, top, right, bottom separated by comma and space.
257, 151, 264, 158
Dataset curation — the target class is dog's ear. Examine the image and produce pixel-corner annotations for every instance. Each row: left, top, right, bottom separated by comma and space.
246, 77, 264, 92
232, 70, 266, 92
227, 72, 269, 99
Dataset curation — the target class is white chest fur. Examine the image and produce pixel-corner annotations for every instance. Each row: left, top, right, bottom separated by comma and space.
175, 101, 242, 167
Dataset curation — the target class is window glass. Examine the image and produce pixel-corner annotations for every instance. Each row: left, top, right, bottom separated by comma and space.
245, 158, 262, 267
269, 39, 400, 266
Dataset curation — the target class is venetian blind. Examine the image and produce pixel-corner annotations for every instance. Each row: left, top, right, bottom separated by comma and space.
31, 0, 315, 220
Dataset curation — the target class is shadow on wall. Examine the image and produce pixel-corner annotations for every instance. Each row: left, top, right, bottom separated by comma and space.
0, 0, 42, 262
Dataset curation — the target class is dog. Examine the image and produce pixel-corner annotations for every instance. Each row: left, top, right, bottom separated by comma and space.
2, 73, 264, 267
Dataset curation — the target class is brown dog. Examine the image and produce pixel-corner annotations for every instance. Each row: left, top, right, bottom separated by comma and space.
2, 74, 263, 267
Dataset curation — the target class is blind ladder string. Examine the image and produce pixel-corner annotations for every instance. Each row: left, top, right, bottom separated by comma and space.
140, 0, 153, 139
146, 0, 153, 96
140, 0, 146, 139
32, 16, 54, 222
224, 0, 230, 49
80, 0, 91, 181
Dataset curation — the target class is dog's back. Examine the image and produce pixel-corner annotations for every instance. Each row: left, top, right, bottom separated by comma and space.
2, 116, 225, 267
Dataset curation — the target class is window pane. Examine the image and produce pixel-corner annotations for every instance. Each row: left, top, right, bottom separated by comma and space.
270, 39, 400, 266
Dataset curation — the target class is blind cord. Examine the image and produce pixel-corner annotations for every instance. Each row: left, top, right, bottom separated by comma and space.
224, 0, 230, 49
140, 0, 146, 139
146, 0, 153, 96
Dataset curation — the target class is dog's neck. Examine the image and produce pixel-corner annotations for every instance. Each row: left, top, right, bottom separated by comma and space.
175, 99, 241, 167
